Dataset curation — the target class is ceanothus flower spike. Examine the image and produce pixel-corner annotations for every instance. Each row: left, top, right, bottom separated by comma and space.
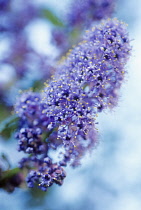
42, 18, 131, 166
15, 18, 131, 191
58, 18, 131, 111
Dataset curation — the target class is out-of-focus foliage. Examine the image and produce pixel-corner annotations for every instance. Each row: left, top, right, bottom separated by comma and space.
0, 115, 18, 139
42, 8, 64, 27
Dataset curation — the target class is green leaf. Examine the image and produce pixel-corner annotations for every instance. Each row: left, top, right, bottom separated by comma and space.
1, 153, 11, 169
70, 28, 80, 40
32, 80, 44, 92
41, 8, 64, 27
29, 186, 48, 198
0, 167, 20, 181
0, 104, 11, 121
0, 115, 18, 139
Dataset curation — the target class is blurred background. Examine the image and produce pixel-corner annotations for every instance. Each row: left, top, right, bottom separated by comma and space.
0, 0, 141, 209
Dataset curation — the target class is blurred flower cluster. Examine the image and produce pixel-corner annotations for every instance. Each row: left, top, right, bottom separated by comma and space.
0, 0, 55, 105
52, 0, 115, 54
0, 0, 131, 193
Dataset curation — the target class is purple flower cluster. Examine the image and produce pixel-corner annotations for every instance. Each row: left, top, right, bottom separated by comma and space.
16, 127, 44, 154
15, 19, 131, 191
59, 18, 131, 110
15, 91, 44, 120
26, 157, 66, 191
